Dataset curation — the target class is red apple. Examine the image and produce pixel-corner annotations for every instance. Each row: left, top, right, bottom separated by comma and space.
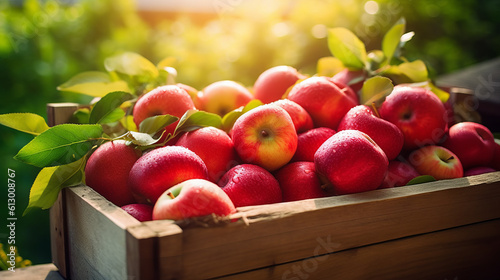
153, 179, 236, 220
176, 126, 238, 183
379, 160, 420, 189
292, 127, 336, 162
177, 83, 202, 109
133, 85, 196, 135
253, 65, 305, 104
231, 104, 298, 171
128, 146, 208, 204
338, 105, 404, 160
198, 80, 254, 116
85, 140, 142, 206
271, 99, 314, 133
218, 164, 282, 207
331, 68, 366, 95
442, 122, 496, 169
490, 142, 500, 170
464, 166, 497, 177
408, 145, 463, 180
275, 161, 329, 202
314, 130, 388, 195
287, 76, 358, 130
379, 86, 447, 150
121, 204, 153, 222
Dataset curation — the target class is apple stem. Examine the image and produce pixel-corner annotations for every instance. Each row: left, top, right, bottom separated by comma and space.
167, 192, 175, 199
446, 156, 455, 162
371, 102, 381, 118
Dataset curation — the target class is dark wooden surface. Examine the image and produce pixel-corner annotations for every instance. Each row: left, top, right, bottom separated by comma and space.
437, 57, 500, 132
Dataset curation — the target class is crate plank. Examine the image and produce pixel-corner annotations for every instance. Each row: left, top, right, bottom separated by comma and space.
167, 172, 500, 279
47, 103, 79, 127
64, 185, 142, 280
126, 224, 159, 280
47, 102, 79, 278
49, 191, 68, 279
220, 218, 500, 280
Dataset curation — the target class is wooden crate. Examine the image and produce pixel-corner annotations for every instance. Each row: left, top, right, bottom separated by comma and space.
47, 103, 500, 280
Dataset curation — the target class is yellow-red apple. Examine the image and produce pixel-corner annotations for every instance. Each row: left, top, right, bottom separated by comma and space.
198, 80, 254, 116
408, 145, 463, 180
253, 65, 305, 104
153, 179, 236, 220
231, 104, 298, 171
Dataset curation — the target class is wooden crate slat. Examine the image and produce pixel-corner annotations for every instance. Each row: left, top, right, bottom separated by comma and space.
218, 218, 500, 280
49, 190, 68, 279
169, 172, 500, 279
65, 185, 142, 279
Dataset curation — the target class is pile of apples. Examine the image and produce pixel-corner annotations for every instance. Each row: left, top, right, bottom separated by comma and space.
84, 65, 500, 222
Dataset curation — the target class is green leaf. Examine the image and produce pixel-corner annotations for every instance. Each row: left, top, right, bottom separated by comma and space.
382, 60, 428, 84
174, 110, 223, 134
327, 27, 367, 70
396, 81, 450, 103
23, 158, 85, 215
360, 76, 394, 106
396, 31, 415, 58
221, 99, 263, 132
124, 131, 164, 146
104, 52, 159, 79
0, 113, 49, 136
382, 18, 406, 66
71, 108, 90, 124
88, 91, 134, 124
406, 175, 436, 186
367, 50, 385, 71
316, 56, 345, 77
14, 124, 103, 167
139, 114, 179, 135
57, 71, 130, 97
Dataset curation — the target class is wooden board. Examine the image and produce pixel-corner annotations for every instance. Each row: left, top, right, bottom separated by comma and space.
219, 219, 500, 280
53, 172, 500, 279
156, 172, 500, 279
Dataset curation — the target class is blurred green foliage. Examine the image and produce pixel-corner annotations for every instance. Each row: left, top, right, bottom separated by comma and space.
0, 0, 498, 265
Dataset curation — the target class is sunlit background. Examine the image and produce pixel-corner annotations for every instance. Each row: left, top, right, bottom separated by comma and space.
1, 0, 499, 265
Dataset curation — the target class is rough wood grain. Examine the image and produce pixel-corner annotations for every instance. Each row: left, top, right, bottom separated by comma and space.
46, 103, 79, 127
219, 219, 500, 280
64, 185, 141, 280
47, 103, 79, 278
49, 191, 68, 279
168, 172, 500, 279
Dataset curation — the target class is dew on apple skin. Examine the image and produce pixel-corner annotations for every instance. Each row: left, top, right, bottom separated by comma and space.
232, 175, 240, 184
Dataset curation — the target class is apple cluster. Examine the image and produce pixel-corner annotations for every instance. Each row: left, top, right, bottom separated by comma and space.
83, 65, 500, 222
